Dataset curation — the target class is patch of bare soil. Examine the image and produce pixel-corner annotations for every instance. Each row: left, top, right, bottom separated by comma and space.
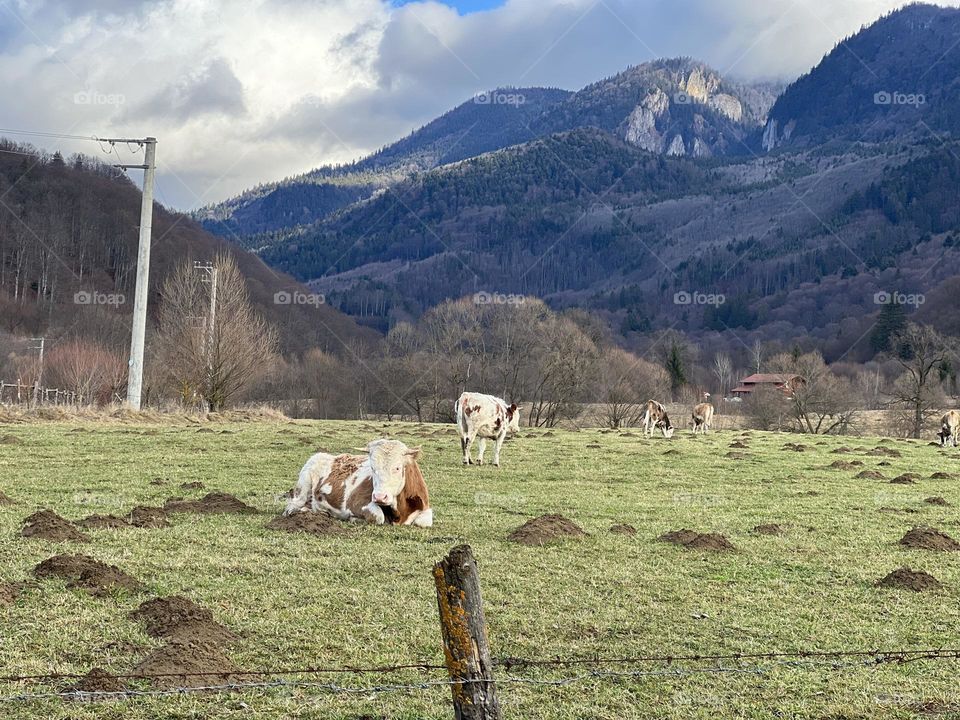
163, 492, 256, 514
133, 640, 241, 688
867, 447, 902, 458
149, 478, 167, 486
0, 434, 22, 444
899, 527, 960, 551
68, 668, 126, 695
0, 491, 16, 505
609, 523, 637, 536
586, 442, 601, 449
831, 446, 855, 454
856, 470, 886, 480
179, 481, 205, 490
827, 460, 859, 470
729, 441, 750, 449
130, 506, 170, 528
659, 529, 736, 552
876, 567, 942, 592
21, 510, 88, 542
130, 596, 237, 645
930, 472, 955, 480
878, 507, 920, 515
797, 490, 820, 497
266, 512, 347, 537
0, 581, 23, 605
34, 555, 143, 596
753, 523, 785, 535
782, 443, 807, 452
924, 496, 951, 506
508, 514, 586, 546
891, 473, 920, 485
76, 514, 130, 530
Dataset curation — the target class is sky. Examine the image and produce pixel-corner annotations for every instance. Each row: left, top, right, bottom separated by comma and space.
0, 0, 956, 210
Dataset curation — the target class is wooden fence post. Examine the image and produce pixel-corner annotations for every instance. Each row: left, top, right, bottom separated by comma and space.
433, 545, 501, 720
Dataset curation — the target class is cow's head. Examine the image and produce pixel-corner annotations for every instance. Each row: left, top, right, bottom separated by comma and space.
939, 426, 952, 446
506, 403, 521, 434
366, 439, 422, 509
660, 413, 675, 439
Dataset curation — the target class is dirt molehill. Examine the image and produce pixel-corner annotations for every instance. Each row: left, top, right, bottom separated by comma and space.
662, 449, 680, 456
831, 446, 855, 454
21, 510, 89, 543
659, 529, 736, 552
68, 668, 126, 695
930, 472, 955, 480
725, 451, 747, 460
130, 506, 170, 528
856, 470, 886, 481
133, 640, 241, 688
0, 581, 23, 606
508, 514, 585, 546
729, 441, 750, 449
891, 473, 920, 485
33, 554, 143, 596
876, 567, 942, 592
0, 491, 16, 506
0, 434, 22, 445
609, 523, 637, 536
924, 496, 951, 506
753, 523, 785, 535
899, 527, 960, 551
867, 447, 902, 458
266, 512, 347, 537
163, 492, 256, 515
179, 481, 205, 490
782, 443, 807, 452
130, 596, 237, 645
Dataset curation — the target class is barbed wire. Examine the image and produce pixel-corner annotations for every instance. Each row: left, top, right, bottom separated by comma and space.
2, 651, 954, 704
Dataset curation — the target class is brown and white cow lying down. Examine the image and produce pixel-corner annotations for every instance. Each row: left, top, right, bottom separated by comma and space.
940, 410, 960, 447
456, 392, 520, 467
642, 400, 675, 438
283, 439, 432, 527
692, 396, 715, 435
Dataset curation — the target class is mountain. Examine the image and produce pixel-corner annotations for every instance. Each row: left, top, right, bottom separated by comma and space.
195, 87, 572, 244
198, 61, 777, 245
532, 58, 779, 157
0, 140, 378, 357
762, 3, 960, 150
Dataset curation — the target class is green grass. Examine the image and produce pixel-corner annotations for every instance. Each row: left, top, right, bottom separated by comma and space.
1, 420, 960, 719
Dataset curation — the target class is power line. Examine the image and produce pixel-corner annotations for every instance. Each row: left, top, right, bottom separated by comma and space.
0, 128, 99, 142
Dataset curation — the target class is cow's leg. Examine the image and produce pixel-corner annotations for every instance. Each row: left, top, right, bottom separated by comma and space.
463, 433, 477, 464
405, 508, 434, 528
476, 438, 487, 465
492, 429, 507, 467
283, 470, 313, 516
359, 501, 386, 525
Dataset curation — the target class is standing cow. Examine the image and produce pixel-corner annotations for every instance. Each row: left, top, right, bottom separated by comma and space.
940, 410, 960, 447
642, 400, 675, 438
692, 393, 715, 435
456, 392, 520, 467
283, 439, 432, 527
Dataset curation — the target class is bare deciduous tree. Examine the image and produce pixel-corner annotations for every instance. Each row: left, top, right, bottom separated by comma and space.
155, 253, 277, 411
889, 323, 949, 438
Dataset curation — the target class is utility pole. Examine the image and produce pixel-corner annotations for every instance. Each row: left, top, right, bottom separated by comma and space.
109, 136, 157, 411
28, 337, 44, 408
194, 261, 218, 409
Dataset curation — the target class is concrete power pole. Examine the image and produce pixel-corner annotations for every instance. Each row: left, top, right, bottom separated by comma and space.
194, 261, 218, 408
113, 137, 157, 411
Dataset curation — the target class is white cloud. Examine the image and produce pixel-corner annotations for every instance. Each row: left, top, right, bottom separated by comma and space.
0, 0, 956, 209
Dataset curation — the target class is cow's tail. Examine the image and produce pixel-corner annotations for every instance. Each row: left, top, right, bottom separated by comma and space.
455, 394, 468, 435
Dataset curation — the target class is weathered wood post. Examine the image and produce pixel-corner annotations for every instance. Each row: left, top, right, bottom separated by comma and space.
433, 545, 501, 720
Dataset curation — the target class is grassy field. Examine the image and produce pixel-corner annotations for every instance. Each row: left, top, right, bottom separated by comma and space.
1, 418, 960, 719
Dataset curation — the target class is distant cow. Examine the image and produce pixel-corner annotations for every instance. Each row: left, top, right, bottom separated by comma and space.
692, 395, 715, 435
456, 392, 520, 467
940, 410, 960, 447
283, 439, 432, 527
642, 400, 675, 438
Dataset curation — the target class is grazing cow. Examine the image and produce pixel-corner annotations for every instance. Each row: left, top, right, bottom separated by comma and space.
283, 439, 432, 527
940, 410, 960, 447
456, 392, 520, 467
642, 400, 675, 438
692, 395, 715, 435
